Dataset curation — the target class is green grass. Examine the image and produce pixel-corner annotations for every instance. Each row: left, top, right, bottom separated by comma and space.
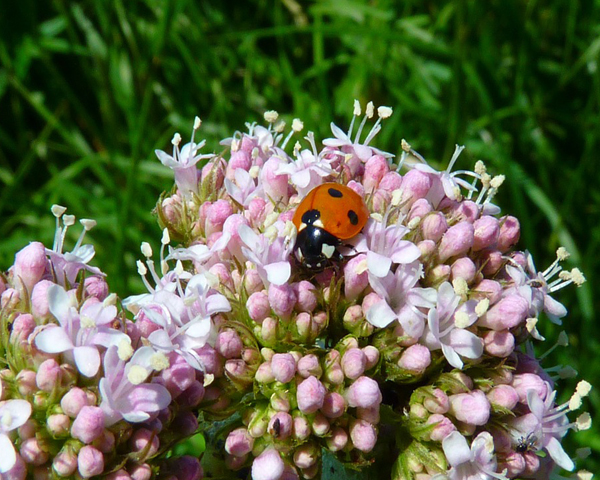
1, 0, 598, 473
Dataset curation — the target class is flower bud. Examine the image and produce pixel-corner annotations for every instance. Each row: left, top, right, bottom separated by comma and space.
84, 276, 109, 300
269, 412, 293, 440
398, 344, 431, 374
297, 354, 322, 378
408, 198, 433, 222
426, 414, 457, 442
13, 242, 47, 292
450, 257, 477, 284
438, 222, 475, 262
129, 463, 152, 480
205, 199, 233, 235
177, 381, 205, 408
401, 170, 432, 206
346, 376, 382, 409
93, 430, 116, 453
341, 348, 366, 380
296, 376, 326, 414
471, 279, 502, 304
421, 213, 448, 242
226, 427, 254, 457
105, 470, 132, 480
71, 406, 105, 444
472, 215, 500, 251
497, 215, 520, 252
357, 404, 380, 424
268, 284, 297, 320
322, 351, 344, 385
363, 155, 389, 192
326, 426, 348, 452
47, 414, 70, 437
77, 446, 104, 478
267, 354, 295, 384
163, 456, 203, 480
20, 437, 49, 465
321, 392, 346, 419
483, 330, 515, 357
10, 313, 36, 346
293, 443, 319, 469
486, 385, 519, 410
499, 452, 526, 477
216, 329, 243, 359
18, 419, 36, 440
270, 390, 291, 412
521, 451, 540, 477
30, 280, 54, 320
130, 428, 160, 459
511, 373, 549, 403
1, 288, 20, 309
61, 387, 90, 418
289, 282, 317, 314
255, 362, 275, 383
423, 389, 450, 414
343, 254, 369, 301
252, 448, 285, 480
379, 171, 403, 192
53, 446, 78, 477
226, 150, 252, 179
449, 200, 480, 223
448, 390, 490, 426
478, 295, 529, 330
426, 264, 451, 286
16, 369, 37, 396
362, 346, 380, 370
260, 317, 278, 344
2, 453, 27, 480
349, 419, 377, 452
160, 356, 195, 397
36, 358, 62, 392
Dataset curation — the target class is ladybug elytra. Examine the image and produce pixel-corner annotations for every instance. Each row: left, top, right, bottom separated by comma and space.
292, 183, 369, 269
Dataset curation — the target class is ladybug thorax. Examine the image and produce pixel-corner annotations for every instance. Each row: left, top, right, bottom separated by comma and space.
294, 223, 342, 269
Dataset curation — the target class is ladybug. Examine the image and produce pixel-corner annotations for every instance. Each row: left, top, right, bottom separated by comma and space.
292, 183, 369, 269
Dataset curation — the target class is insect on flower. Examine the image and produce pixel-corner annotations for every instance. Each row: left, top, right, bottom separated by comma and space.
292, 183, 369, 269
515, 432, 538, 453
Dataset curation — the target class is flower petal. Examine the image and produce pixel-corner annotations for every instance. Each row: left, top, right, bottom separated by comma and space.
448, 329, 483, 360
74, 345, 101, 377
545, 435, 574, 471
0, 400, 32, 432
441, 343, 463, 369
265, 261, 291, 286
0, 433, 17, 473
367, 251, 392, 278
35, 326, 73, 354
365, 300, 397, 328
441, 431, 471, 467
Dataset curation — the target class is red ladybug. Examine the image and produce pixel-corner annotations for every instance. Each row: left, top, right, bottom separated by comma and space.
292, 183, 369, 269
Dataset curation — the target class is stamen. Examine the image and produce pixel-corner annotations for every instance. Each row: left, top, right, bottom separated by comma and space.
141, 242, 153, 258
576, 412, 592, 431
172, 133, 182, 146
264, 110, 279, 124
475, 299, 490, 317
576, 380, 592, 397
539, 331, 568, 360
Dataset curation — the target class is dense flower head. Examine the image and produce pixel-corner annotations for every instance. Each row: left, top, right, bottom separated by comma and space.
0, 102, 591, 479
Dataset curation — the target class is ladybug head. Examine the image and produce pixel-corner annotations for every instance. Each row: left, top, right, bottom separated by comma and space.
293, 225, 343, 270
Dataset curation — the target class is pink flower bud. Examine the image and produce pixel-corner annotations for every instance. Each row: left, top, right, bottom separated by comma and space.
53, 448, 78, 477
269, 412, 293, 440
321, 392, 346, 419
177, 380, 205, 408
61, 387, 91, 418
379, 171, 403, 192
293, 443, 319, 469
216, 329, 243, 359
129, 463, 152, 480
130, 428, 160, 459
20, 437, 49, 465
83, 276, 109, 300
398, 344, 431, 374
77, 445, 104, 478
160, 356, 195, 397
438, 222, 475, 262
16, 370, 37, 396
164, 456, 203, 480
346, 376, 382, 409
483, 330, 515, 357
71, 406, 105, 444
1, 288, 20, 309
497, 216, 520, 252
486, 385, 519, 410
46, 414, 70, 437
297, 354, 322, 378
450, 257, 477, 284
35, 358, 62, 392
105, 470, 132, 480
93, 430, 116, 453
341, 348, 366, 380
209, 263, 235, 292
511, 373, 549, 403
255, 362, 275, 383
205, 199, 233, 235
201, 159, 225, 189
251, 448, 285, 480
291, 281, 316, 313
293, 415, 311, 441
13, 242, 47, 292
449, 200, 480, 223
363, 155, 389, 192
473, 215, 500, 251
246, 291, 270, 323
357, 404, 380, 424
10, 314, 36, 345
247, 197, 268, 227
423, 389, 450, 414
448, 390, 490, 426
499, 452, 526, 478
260, 317, 278, 344
270, 390, 291, 412
261, 157, 289, 202
361, 292, 382, 314
417, 239, 436, 259
342, 304, 363, 330
226, 150, 252, 179
268, 284, 296, 321
481, 250, 504, 276
427, 414, 457, 441
426, 264, 451, 285
521, 451, 541, 477
343, 254, 369, 301
362, 346, 380, 370
349, 419, 377, 452
326, 427, 348, 452
401, 170, 432, 206
18, 419, 36, 440
30, 280, 54, 320
296, 376, 326, 414
270, 353, 296, 383
477, 295, 529, 330
421, 213, 448, 242
2, 452, 27, 480
225, 359, 248, 380
226, 427, 254, 457
471, 279, 503, 305
408, 198, 433, 222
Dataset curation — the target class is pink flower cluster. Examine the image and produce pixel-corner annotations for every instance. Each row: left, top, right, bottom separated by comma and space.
0, 101, 592, 480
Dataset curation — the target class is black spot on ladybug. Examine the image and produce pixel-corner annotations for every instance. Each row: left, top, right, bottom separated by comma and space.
347, 209, 359, 225
301, 209, 320, 225
328, 187, 343, 198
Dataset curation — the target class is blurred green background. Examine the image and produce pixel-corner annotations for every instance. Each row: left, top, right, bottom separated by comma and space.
0, 0, 598, 473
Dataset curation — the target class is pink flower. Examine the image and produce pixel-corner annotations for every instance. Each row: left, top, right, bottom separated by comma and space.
12, 242, 47, 293
251, 448, 284, 480
296, 376, 326, 413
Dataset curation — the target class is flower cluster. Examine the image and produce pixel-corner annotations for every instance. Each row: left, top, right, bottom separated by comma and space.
0, 101, 592, 480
